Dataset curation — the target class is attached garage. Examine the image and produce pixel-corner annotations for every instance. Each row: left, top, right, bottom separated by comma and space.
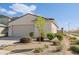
9, 24, 34, 37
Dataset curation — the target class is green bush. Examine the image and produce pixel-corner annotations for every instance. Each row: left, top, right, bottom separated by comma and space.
47, 33, 55, 40
29, 32, 34, 38
56, 33, 63, 41
70, 45, 79, 53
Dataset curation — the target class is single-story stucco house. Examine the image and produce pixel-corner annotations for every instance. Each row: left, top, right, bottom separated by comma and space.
8, 13, 58, 37
0, 15, 11, 37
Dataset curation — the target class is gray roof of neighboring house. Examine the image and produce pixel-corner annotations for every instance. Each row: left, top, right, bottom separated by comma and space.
10, 13, 58, 27
0, 15, 10, 18
11, 17, 20, 22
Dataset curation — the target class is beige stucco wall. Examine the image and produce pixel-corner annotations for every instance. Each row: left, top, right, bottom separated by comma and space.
8, 26, 12, 36
34, 21, 57, 37
51, 22, 57, 33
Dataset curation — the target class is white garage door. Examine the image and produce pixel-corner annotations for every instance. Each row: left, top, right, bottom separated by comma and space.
12, 25, 34, 37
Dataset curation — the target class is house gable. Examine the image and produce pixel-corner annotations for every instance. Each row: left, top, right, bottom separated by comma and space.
9, 14, 37, 26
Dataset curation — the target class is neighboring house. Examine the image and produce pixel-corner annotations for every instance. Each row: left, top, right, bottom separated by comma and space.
0, 15, 11, 37
0, 15, 11, 25
0, 24, 8, 37
8, 13, 58, 37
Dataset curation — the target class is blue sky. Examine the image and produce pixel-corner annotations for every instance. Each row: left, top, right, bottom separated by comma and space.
0, 3, 79, 31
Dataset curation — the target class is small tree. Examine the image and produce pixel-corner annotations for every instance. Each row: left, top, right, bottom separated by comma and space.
34, 16, 46, 41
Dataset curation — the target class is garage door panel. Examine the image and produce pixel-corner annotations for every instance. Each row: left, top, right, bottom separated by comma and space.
12, 25, 34, 37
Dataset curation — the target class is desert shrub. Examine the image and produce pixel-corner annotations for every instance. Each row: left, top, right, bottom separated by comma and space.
3, 46, 15, 51
63, 33, 67, 36
55, 45, 62, 51
36, 37, 44, 41
44, 44, 49, 48
69, 37, 77, 40
70, 41, 76, 45
29, 32, 34, 38
47, 33, 55, 40
74, 40, 79, 45
69, 37, 77, 44
33, 47, 43, 53
53, 40, 60, 46
70, 45, 79, 53
20, 37, 31, 43
52, 45, 62, 52
56, 33, 63, 41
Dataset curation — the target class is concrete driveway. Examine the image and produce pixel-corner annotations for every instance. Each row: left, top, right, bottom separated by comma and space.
0, 37, 21, 46
0, 36, 21, 40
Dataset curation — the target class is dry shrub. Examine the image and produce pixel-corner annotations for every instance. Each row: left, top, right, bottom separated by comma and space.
33, 47, 43, 53
20, 37, 31, 43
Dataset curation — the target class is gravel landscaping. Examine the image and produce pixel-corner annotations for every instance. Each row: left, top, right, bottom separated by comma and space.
0, 36, 74, 55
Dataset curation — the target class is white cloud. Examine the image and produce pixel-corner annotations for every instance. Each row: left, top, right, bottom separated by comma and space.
0, 7, 7, 12
0, 4, 37, 16
9, 3, 37, 14
30, 5, 37, 11
0, 7, 16, 15
7, 10, 16, 15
